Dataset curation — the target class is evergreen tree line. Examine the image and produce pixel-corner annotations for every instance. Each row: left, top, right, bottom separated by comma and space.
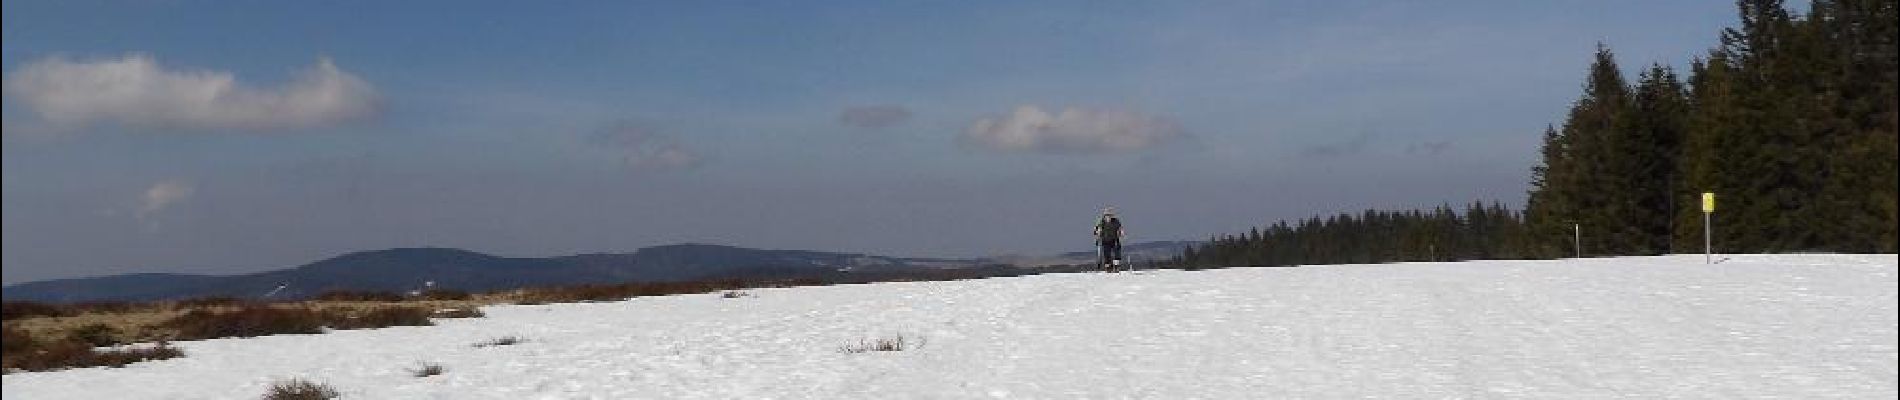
1172, 0, 1894, 269
1175, 202, 1531, 268
1527, 0, 1895, 257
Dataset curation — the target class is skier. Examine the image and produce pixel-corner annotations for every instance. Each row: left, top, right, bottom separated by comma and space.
1094, 207, 1125, 272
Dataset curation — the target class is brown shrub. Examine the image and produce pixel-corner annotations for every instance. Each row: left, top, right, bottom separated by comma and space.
324, 307, 433, 330
66, 323, 122, 347
262, 378, 339, 400
518, 280, 749, 304
409, 362, 444, 377
431, 308, 484, 319
1, 301, 71, 321
67, 301, 147, 315
2, 325, 37, 354
2, 337, 184, 374
839, 334, 914, 354
472, 336, 524, 348
3, 339, 89, 373
85, 343, 185, 368
313, 290, 406, 302
419, 289, 471, 301
164, 306, 325, 340
174, 296, 248, 308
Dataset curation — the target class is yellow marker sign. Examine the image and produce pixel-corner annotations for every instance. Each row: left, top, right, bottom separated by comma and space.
1701, 192, 1716, 213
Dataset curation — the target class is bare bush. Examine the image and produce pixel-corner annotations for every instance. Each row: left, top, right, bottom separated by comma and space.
326, 307, 433, 330
419, 289, 472, 301
431, 308, 484, 319
164, 306, 325, 340
68, 301, 148, 315
174, 296, 248, 308
1, 325, 36, 353
86, 343, 185, 368
516, 280, 749, 304
839, 334, 915, 354
314, 290, 406, 302
66, 323, 122, 347
409, 362, 444, 377
2, 331, 184, 374
1, 301, 71, 321
472, 336, 525, 348
262, 378, 339, 400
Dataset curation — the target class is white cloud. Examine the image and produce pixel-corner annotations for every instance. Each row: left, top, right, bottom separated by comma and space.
138, 180, 193, 220
590, 123, 703, 172
2, 53, 378, 130
962, 105, 1184, 154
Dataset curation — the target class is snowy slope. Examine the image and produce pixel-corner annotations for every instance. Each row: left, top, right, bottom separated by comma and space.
4, 254, 1895, 399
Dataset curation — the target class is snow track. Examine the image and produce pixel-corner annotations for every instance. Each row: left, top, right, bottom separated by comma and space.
4, 254, 1895, 399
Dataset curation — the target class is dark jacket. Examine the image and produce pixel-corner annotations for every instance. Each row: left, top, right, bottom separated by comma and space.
1095, 215, 1123, 244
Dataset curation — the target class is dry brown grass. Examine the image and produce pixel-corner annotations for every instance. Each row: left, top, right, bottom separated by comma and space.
1, 302, 72, 320
431, 308, 484, 318
418, 289, 472, 301
3, 323, 186, 373
2, 342, 186, 373
3, 280, 786, 355
324, 306, 433, 330
313, 290, 407, 302
509, 280, 752, 304
65, 323, 122, 347
0, 296, 509, 373
1, 270, 1010, 369
3, 298, 500, 351
5, 308, 192, 345
164, 307, 328, 340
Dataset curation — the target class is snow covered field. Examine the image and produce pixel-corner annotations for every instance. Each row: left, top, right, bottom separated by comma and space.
4, 254, 1895, 399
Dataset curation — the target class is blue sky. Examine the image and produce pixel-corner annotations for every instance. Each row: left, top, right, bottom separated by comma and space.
3, 1, 1740, 283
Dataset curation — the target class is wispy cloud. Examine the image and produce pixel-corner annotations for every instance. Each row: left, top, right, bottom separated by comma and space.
1301, 131, 1379, 158
838, 105, 912, 129
590, 122, 703, 172
136, 180, 193, 222
961, 105, 1185, 155
1406, 140, 1453, 155
2, 53, 378, 130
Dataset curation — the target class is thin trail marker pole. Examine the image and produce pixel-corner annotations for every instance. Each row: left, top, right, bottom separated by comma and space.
1573, 223, 1582, 259
1703, 192, 1716, 264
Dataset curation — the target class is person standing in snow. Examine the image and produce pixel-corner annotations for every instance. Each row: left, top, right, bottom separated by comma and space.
1094, 207, 1125, 272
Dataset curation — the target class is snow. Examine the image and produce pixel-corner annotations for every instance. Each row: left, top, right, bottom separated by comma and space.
5, 254, 1895, 399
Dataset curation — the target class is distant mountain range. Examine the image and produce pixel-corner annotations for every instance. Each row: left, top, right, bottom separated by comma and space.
2, 242, 1195, 303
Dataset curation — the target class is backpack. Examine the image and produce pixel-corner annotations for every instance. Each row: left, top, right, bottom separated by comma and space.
1098, 216, 1122, 242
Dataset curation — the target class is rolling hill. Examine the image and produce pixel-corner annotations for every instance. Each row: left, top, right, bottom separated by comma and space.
2, 242, 1192, 303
